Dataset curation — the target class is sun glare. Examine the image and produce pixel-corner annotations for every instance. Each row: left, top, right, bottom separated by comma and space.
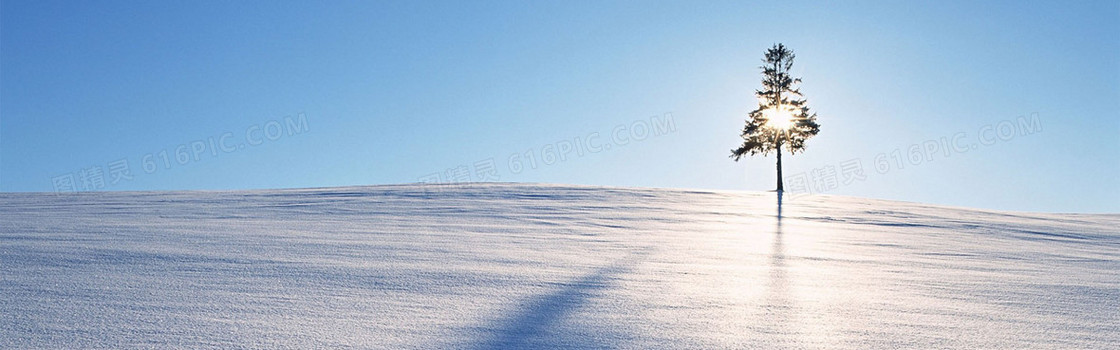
764, 106, 795, 130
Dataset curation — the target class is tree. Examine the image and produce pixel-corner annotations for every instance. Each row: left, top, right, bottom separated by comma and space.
731, 43, 820, 192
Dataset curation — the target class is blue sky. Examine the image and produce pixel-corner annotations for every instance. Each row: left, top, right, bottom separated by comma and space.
2, 0, 1117, 213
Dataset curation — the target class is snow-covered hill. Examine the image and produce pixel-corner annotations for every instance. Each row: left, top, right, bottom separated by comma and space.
2, 183, 1117, 348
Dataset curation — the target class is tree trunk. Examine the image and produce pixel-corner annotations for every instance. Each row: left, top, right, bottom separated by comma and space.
776, 139, 784, 192
774, 59, 785, 193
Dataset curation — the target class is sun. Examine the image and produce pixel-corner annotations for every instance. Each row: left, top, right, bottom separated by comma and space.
764, 106, 795, 130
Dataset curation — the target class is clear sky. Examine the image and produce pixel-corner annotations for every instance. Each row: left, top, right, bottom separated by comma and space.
2, 0, 1118, 213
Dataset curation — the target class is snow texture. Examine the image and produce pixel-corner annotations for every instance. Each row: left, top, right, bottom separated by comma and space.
2, 183, 1118, 349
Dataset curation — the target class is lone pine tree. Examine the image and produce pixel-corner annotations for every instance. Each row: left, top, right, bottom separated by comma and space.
731, 43, 820, 192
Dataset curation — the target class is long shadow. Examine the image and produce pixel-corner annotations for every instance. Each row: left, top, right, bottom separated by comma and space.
770, 193, 786, 279
472, 252, 647, 349
777, 190, 784, 222
764, 191, 793, 338
770, 192, 786, 285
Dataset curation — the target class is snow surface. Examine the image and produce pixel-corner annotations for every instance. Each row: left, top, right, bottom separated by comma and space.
1, 183, 1118, 349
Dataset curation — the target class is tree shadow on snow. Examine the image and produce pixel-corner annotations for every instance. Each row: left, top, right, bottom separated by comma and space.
471, 250, 649, 349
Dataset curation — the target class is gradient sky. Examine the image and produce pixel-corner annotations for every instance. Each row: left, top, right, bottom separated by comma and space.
2, 0, 1118, 213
